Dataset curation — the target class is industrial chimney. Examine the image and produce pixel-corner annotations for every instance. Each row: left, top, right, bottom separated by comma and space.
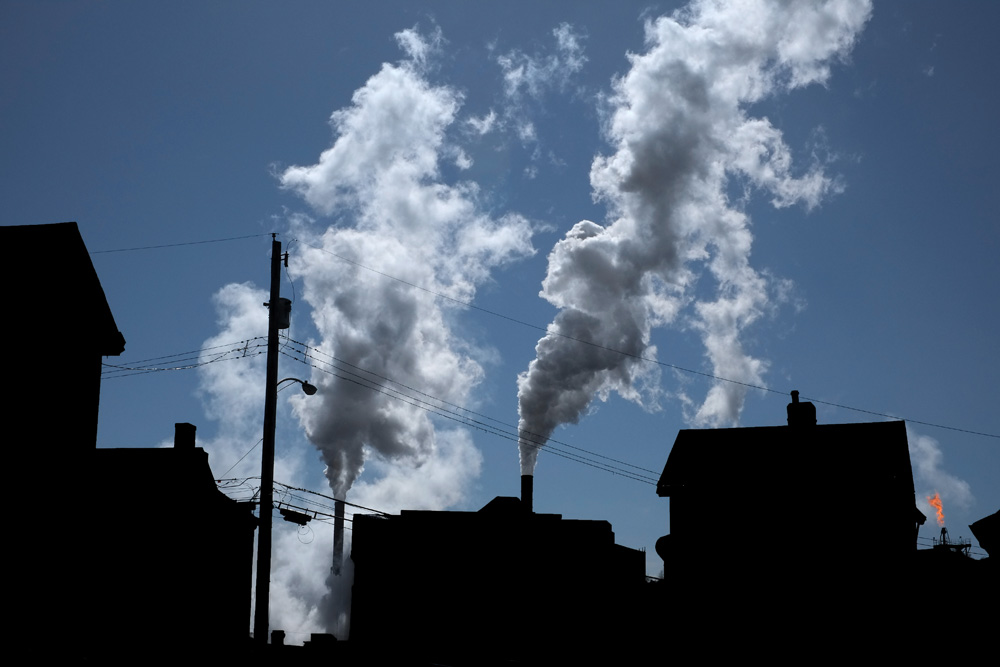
332, 498, 345, 575
521, 474, 533, 514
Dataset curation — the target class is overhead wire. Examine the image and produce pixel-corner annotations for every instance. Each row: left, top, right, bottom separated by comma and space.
292, 237, 1000, 440
278, 343, 659, 485
92, 233, 999, 439
84, 230, 997, 439
101, 338, 267, 378
284, 337, 661, 477
89, 232, 998, 497
216, 477, 391, 525
91, 232, 271, 254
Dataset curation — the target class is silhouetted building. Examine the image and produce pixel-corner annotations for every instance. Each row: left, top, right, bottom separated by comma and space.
349, 495, 645, 664
1, 224, 255, 656
3, 222, 126, 453
87, 424, 256, 657
653, 394, 923, 653
969, 510, 998, 560
2, 222, 127, 649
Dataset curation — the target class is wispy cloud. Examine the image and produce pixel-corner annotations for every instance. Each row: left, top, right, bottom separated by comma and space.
498, 23, 586, 101
492, 23, 588, 147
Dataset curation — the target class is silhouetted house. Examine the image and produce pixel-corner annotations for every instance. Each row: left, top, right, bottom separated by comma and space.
350, 495, 645, 664
970, 510, 998, 560
653, 393, 922, 650
3, 222, 126, 454
1, 223, 254, 655
2, 222, 126, 648
88, 424, 256, 657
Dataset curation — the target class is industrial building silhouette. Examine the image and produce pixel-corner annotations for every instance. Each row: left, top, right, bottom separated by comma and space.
8, 222, 993, 663
350, 491, 646, 664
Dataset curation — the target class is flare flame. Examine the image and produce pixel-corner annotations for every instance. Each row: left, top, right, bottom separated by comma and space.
927, 492, 945, 527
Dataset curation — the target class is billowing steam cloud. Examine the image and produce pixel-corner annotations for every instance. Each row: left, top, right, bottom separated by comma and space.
197, 283, 329, 639
280, 28, 535, 501
517, 0, 873, 474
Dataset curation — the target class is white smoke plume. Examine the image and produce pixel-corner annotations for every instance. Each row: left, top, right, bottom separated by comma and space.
517, 0, 873, 474
280, 26, 535, 500
196, 282, 329, 641
193, 26, 537, 644
907, 425, 974, 522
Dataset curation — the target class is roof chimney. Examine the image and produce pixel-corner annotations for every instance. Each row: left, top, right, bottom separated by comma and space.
786, 391, 816, 427
174, 422, 197, 449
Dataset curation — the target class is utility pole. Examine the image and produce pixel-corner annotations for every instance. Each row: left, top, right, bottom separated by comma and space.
253, 234, 282, 644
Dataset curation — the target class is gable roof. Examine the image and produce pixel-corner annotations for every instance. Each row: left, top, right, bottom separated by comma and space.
657, 420, 913, 498
2, 222, 125, 355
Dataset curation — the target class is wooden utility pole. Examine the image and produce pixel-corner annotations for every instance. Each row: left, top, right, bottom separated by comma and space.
253, 234, 282, 644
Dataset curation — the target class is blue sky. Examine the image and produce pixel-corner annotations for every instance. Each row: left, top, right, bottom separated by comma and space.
3, 0, 997, 641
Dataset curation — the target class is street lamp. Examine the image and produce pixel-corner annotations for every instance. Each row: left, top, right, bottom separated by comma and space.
279, 377, 317, 395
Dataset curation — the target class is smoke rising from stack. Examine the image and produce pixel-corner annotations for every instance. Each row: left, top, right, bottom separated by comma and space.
517, 0, 873, 474
280, 27, 535, 502
907, 426, 974, 524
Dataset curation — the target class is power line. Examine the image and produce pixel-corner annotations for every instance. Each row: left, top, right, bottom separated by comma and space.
91, 233, 271, 254
216, 477, 394, 522
294, 238, 999, 440
274, 481, 391, 517
100, 338, 267, 378
105, 338, 265, 366
796, 397, 998, 440
278, 345, 659, 485
92, 236, 999, 440
83, 232, 997, 439
286, 337, 661, 477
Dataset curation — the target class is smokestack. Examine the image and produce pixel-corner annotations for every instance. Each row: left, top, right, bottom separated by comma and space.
786, 390, 816, 427
332, 498, 345, 575
521, 474, 533, 514
174, 423, 196, 449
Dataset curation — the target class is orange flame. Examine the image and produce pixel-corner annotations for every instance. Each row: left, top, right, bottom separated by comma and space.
927, 492, 945, 527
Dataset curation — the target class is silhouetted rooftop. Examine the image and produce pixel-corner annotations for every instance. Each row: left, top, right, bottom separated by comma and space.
2, 222, 125, 355
658, 420, 913, 498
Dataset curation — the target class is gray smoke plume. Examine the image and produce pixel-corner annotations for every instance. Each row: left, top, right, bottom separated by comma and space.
517, 0, 873, 474
280, 27, 535, 500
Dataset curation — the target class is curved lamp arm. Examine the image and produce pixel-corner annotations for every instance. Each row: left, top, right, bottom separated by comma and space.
277, 377, 317, 395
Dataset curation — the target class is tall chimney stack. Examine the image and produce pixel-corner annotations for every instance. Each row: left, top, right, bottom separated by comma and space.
332, 498, 345, 575
521, 474, 533, 514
